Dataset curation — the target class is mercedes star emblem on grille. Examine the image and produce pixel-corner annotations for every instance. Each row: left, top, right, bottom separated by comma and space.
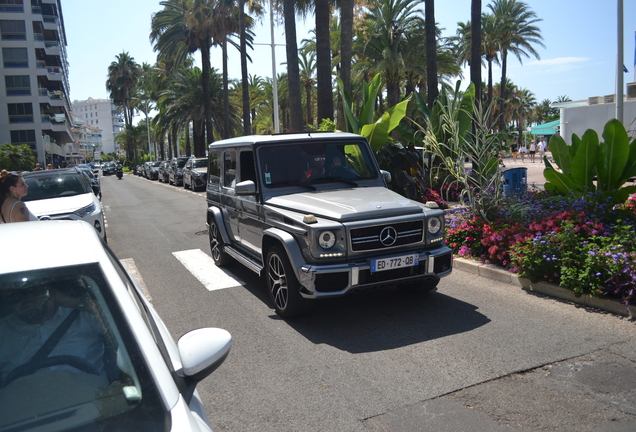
379, 226, 397, 246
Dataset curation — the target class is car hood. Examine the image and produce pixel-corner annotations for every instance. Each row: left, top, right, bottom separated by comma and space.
192, 168, 208, 175
265, 187, 423, 221
25, 193, 98, 217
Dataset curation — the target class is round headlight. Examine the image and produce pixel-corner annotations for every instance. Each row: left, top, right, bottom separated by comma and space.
318, 231, 336, 249
427, 217, 441, 234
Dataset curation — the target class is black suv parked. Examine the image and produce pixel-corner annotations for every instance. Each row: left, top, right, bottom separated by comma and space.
168, 156, 189, 186
206, 132, 453, 317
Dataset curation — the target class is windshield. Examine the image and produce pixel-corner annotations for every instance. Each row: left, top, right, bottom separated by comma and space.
0, 264, 167, 431
22, 172, 90, 201
176, 159, 187, 168
193, 159, 207, 168
151, 161, 161, 167
258, 140, 378, 188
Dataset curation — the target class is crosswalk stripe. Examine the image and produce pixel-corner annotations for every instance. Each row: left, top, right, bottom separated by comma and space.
120, 258, 153, 302
173, 249, 245, 291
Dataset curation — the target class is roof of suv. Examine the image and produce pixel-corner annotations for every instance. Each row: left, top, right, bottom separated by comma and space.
208, 132, 364, 149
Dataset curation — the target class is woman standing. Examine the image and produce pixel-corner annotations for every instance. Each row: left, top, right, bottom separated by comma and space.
0, 170, 37, 223
519, 143, 527, 163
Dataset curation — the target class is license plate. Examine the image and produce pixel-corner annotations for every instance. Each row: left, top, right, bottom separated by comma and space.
370, 254, 419, 273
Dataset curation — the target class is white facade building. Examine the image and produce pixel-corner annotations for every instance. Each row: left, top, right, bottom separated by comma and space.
71, 97, 123, 155
0, 0, 73, 167
555, 83, 636, 144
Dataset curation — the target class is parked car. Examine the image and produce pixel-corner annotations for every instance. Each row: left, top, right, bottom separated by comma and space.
168, 156, 189, 186
135, 164, 145, 176
21, 168, 107, 242
76, 166, 102, 199
102, 162, 116, 176
183, 157, 208, 191
158, 161, 170, 183
206, 132, 453, 317
0, 220, 232, 432
145, 161, 162, 180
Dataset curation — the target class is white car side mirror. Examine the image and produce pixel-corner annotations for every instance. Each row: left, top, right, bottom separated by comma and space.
178, 328, 232, 382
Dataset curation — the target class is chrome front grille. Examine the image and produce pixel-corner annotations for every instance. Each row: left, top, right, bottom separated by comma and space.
350, 220, 423, 251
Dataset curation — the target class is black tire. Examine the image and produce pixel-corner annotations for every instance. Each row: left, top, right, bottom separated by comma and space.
398, 277, 440, 295
209, 221, 233, 267
265, 245, 312, 318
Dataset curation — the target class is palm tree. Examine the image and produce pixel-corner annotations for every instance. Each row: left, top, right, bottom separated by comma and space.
238, 0, 263, 135
106, 52, 141, 161
361, 0, 425, 108
151, 0, 237, 144
488, 0, 544, 131
299, 50, 316, 126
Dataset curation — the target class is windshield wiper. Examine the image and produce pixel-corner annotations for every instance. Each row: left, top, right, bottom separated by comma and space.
268, 180, 316, 190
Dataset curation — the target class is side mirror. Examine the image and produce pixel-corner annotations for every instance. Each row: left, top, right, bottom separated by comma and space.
235, 180, 256, 195
178, 328, 232, 402
380, 170, 392, 186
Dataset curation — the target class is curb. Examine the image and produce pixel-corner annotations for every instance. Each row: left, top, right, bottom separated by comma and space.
453, 257, 633, 318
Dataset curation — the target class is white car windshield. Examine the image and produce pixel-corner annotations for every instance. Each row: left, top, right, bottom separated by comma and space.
0, 263, 167, 431
22, 172, 91, 201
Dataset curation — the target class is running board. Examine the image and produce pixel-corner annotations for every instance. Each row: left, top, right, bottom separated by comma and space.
224, 246, 263, 275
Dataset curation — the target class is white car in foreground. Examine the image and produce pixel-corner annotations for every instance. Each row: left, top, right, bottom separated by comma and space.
22, 168, 106, 241
0, 221, 231, 432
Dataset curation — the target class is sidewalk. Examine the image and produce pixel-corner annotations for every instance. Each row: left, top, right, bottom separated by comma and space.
453, 257, 634, 319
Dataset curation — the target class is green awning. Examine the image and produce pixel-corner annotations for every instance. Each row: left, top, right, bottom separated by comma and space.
531, 119, 560, 135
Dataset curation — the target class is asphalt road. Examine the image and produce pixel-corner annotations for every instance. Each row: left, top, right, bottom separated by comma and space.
100, 172, 636, 432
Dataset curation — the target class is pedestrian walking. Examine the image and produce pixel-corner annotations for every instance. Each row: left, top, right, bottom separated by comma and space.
519, 143, 527, 163
529, 141, 536, 163
510, 141, 519, 164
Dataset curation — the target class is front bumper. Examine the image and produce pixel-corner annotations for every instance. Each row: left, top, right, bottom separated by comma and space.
297, 246, 453, 298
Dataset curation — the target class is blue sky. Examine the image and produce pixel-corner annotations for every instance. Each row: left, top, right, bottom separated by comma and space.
63, 0, 636, 106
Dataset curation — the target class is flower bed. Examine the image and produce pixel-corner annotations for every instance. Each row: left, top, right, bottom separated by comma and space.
445, 192, 636, 314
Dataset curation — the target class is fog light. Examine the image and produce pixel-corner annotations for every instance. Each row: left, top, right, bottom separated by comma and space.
94, 220, 102, 232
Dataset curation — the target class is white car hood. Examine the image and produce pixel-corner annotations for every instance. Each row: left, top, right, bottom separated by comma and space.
25, 193, 97, 217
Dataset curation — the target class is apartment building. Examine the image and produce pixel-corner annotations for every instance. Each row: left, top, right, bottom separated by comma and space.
72, 97, 123, 155
0, 0, 73, 167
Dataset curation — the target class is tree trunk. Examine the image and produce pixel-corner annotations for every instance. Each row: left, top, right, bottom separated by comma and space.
315, 0, 333, 122
470, 0, 482, 104
193, 119, 205, 156
499, 49, 508, 132
200, 42, 215, 144
305, 83, 313, 126
425, 0, 439, 108
284, 0, 304, 132
222, 40, 230, 139
239, 0, 251, 135
185, 120, 191, 156
339, 0, 353, 130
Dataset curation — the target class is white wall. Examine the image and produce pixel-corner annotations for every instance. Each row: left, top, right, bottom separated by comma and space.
560, 100, 636, 144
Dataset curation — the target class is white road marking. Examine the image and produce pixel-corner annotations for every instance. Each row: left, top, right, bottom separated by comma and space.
173, 249, 245, 291
120, 258, 153, 302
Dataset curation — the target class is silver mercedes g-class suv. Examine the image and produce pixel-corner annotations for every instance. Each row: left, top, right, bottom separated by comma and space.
206, 132, 452, 317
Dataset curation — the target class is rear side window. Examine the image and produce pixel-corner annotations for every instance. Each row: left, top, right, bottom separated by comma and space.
223, 150, 236, 188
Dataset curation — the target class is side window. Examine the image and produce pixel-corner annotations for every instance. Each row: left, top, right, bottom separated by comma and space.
223, 150, 236, 188
239, 150, 257, 184
208, 152, 219, 187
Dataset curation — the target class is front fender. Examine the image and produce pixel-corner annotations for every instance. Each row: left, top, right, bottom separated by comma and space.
262, 227, 306, 275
